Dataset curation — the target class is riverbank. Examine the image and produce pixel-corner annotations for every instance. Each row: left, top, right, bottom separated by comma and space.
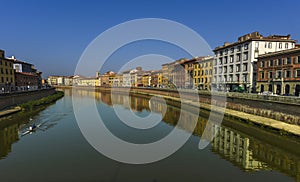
58, 86, 300, 137
19, 91, 64, 111
0, 91, 64, 118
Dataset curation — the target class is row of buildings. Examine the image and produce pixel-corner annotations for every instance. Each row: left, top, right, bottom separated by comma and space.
48, 31, 300, 96
0, 50, 42, 93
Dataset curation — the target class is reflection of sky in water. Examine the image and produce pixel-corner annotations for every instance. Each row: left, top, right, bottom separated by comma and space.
0, 89, 298, 182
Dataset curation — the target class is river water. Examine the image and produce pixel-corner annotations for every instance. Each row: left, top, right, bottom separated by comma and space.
0, 88, 299, 182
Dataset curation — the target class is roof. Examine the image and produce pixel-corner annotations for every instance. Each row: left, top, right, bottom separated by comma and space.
258, 48, 300, 59
15, 72, 37, 76
214, 32, 296, 52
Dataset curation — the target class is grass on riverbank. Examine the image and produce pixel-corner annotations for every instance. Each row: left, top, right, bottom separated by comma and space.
19, 91, 64, 111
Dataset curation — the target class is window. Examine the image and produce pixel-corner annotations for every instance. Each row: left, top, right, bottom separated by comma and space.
296, 70, 300, 78
260, 61, 265, 67
219, 58, 223, 65
268, 42, 272, 49
243, 74, 248, 82
255, 42, 259, 48
224, 57, 228, 64
225, 49, 228, 55
285, 70, 291, 78
269, 72, 273, 78
219, 67, 222, 74
260, 72, 265, 79
285, 43, 289, 49
276, 70, 282, 78
229, 65, 233, 73
279, 43, 282, 49
287, 57, 291, 64
236, 64, 240, 72
237, 46, 241, 52
236, 74, 240, 82
224, 66, 227, 73
278, 58, 282, 65
230, 56, 234, 63
243, 63, 248, 71
270, 60, 274, 66
230, 48, 234, 53
296, 56, 300, 64
244, 44, 249, 50
220, 51, 223, 56
244, 52, 248, 60
236, 54, 241, 62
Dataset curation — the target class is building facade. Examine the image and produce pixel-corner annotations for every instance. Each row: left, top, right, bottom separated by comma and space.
193, 56, 214, 90
0, 50, 15, 93
142, 73, 151, 87
213, 32, 296, 92
161, 62, 176, 88
183, 58, 198, 88
14, 72, 39, 91
122, 70, 131, 87
150, 70, 162, 87
257, 48, 300, 96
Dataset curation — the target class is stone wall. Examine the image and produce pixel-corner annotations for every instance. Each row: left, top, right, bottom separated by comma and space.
57, 86, 300, 116
0, 88, 56, 110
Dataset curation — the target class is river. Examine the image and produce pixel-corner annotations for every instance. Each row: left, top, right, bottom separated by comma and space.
0, 88, 299, 182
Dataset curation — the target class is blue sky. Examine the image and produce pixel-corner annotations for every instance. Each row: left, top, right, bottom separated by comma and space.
0, 0, 299, 77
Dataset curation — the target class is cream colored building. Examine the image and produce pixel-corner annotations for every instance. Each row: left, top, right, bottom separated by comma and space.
213, 32, 296, 92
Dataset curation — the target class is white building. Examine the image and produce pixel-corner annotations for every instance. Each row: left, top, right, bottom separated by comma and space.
212, 32, 296, 92
122, 70, 131, 87
57, 76, 64, 86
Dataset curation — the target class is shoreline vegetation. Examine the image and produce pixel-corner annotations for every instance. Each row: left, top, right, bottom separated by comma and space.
58, 85, 300, 137
19, 91, 64, 111
0, 91, 64, 119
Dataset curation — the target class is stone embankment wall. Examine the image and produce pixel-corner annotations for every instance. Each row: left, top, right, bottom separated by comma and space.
0, 88, 56, 110
56, 86, 300, 124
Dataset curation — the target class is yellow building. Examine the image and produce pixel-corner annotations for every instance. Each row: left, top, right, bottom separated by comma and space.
193, 56, 214, 90
99, 71, 115, 87
112, 74, 123, 87
142, 74, 151, 87
80, 77, 99, 86
158, 72, 162, 87
0, 50, 15, 92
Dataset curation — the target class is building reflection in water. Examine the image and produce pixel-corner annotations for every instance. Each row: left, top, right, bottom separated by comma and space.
0, 124, 19, 160
93, 90, 300, 181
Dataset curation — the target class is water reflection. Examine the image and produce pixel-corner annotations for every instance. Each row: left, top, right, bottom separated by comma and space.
0, 101, 65, 160
72, 89, 299, 181
0, 123, 18, 160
